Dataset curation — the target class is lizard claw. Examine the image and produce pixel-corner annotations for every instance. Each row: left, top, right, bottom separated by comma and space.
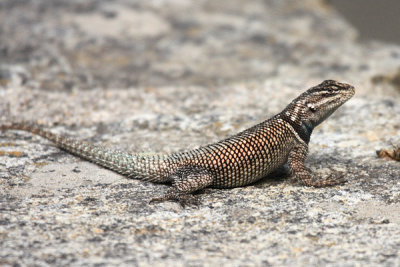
311, 172, 347, 188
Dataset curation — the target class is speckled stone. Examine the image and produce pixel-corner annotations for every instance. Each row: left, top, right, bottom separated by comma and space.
0, 0, 400, 266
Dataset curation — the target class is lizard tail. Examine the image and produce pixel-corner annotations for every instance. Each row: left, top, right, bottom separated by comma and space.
1, 122, 172, 181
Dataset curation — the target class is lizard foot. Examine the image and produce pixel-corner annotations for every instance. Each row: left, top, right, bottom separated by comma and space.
307, 172, 347, 188
149, 191, 200, 207
149, 166, 212, 207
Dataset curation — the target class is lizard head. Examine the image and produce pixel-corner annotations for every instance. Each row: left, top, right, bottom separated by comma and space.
283, 80, 355, 131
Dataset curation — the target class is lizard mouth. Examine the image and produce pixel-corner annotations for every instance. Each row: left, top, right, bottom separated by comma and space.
340, 83, 355, 99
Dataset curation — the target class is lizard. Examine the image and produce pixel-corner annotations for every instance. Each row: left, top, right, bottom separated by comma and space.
0, 80, 355, 206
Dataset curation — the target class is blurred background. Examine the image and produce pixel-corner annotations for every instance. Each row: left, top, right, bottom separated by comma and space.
0, 0, 399, 91
330, 0, 400, 45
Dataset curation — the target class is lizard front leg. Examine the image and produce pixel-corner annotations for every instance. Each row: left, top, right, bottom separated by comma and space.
288, 143, 346, 187
150, 166, 213, 206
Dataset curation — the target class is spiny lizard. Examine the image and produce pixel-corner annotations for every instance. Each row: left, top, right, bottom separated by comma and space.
0, 80, 355, 205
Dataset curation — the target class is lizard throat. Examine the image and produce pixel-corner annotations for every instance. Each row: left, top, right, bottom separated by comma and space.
280, 114, 313, 144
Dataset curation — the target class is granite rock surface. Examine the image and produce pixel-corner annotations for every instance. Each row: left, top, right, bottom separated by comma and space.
0, 0, 400, 266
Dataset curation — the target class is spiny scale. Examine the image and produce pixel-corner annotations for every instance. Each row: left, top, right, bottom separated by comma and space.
175, 118, 296, 188
0, 80, 355, 205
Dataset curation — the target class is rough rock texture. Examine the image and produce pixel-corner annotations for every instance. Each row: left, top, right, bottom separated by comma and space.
0, 0, 399, 266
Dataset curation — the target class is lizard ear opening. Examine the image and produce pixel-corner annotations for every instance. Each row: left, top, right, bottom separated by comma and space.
307, 103, 316, 112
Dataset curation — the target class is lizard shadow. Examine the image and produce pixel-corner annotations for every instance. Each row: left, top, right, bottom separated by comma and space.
251, 166, 291, 188
203, 166, 291, 194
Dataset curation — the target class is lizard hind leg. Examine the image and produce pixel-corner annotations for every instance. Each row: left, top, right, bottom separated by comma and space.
150, 166, 213, 207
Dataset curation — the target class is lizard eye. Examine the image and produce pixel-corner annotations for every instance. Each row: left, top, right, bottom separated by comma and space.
307, 103, 316, 112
